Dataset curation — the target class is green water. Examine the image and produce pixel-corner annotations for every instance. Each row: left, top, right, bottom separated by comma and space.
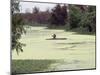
12, 26, 96, 71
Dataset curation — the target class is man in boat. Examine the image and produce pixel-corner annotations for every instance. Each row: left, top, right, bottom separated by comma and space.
52, 34, 56, 39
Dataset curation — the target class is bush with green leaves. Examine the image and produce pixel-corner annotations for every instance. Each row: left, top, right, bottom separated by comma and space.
69, 5, 96, 33
12, 0, 26, 54
69, 5, 82, 29
79, 6, 96, 32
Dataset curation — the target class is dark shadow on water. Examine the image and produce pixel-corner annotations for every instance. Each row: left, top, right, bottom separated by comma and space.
56, 45, 76, 50
65, 29, 95, 36
56, 42, 86, 45
72, 32, 95, 36
67, 42, 86, 44
63, 60, 81, 64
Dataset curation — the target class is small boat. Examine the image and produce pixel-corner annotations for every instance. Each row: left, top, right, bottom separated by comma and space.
46, 38, 67, 40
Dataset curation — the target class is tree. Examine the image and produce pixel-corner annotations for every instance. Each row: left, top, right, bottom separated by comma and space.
49, 4, 68, 26
11, 0, 26, 54
79, 6, 96, 32
69, 5, 82, 29
69, 5, 96, 33
61, 4, 68, 25
32, 7, 39, 14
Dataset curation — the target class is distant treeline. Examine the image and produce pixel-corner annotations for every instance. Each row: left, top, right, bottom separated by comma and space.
16, 4, 96, 33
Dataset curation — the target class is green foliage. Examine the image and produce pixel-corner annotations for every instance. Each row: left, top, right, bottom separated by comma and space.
79, 6, 96, 32
69, 5, 82, 29
12, 14, 26, 54
88, 6, 96, 12
12, 0, 26, 54
49, 4, 68, 26
69, 5, 96, 33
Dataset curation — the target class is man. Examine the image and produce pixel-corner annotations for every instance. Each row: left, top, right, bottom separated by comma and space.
52, 34, 56, 39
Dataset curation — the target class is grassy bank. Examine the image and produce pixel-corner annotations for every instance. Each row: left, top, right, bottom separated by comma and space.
12, 60, 57, 74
